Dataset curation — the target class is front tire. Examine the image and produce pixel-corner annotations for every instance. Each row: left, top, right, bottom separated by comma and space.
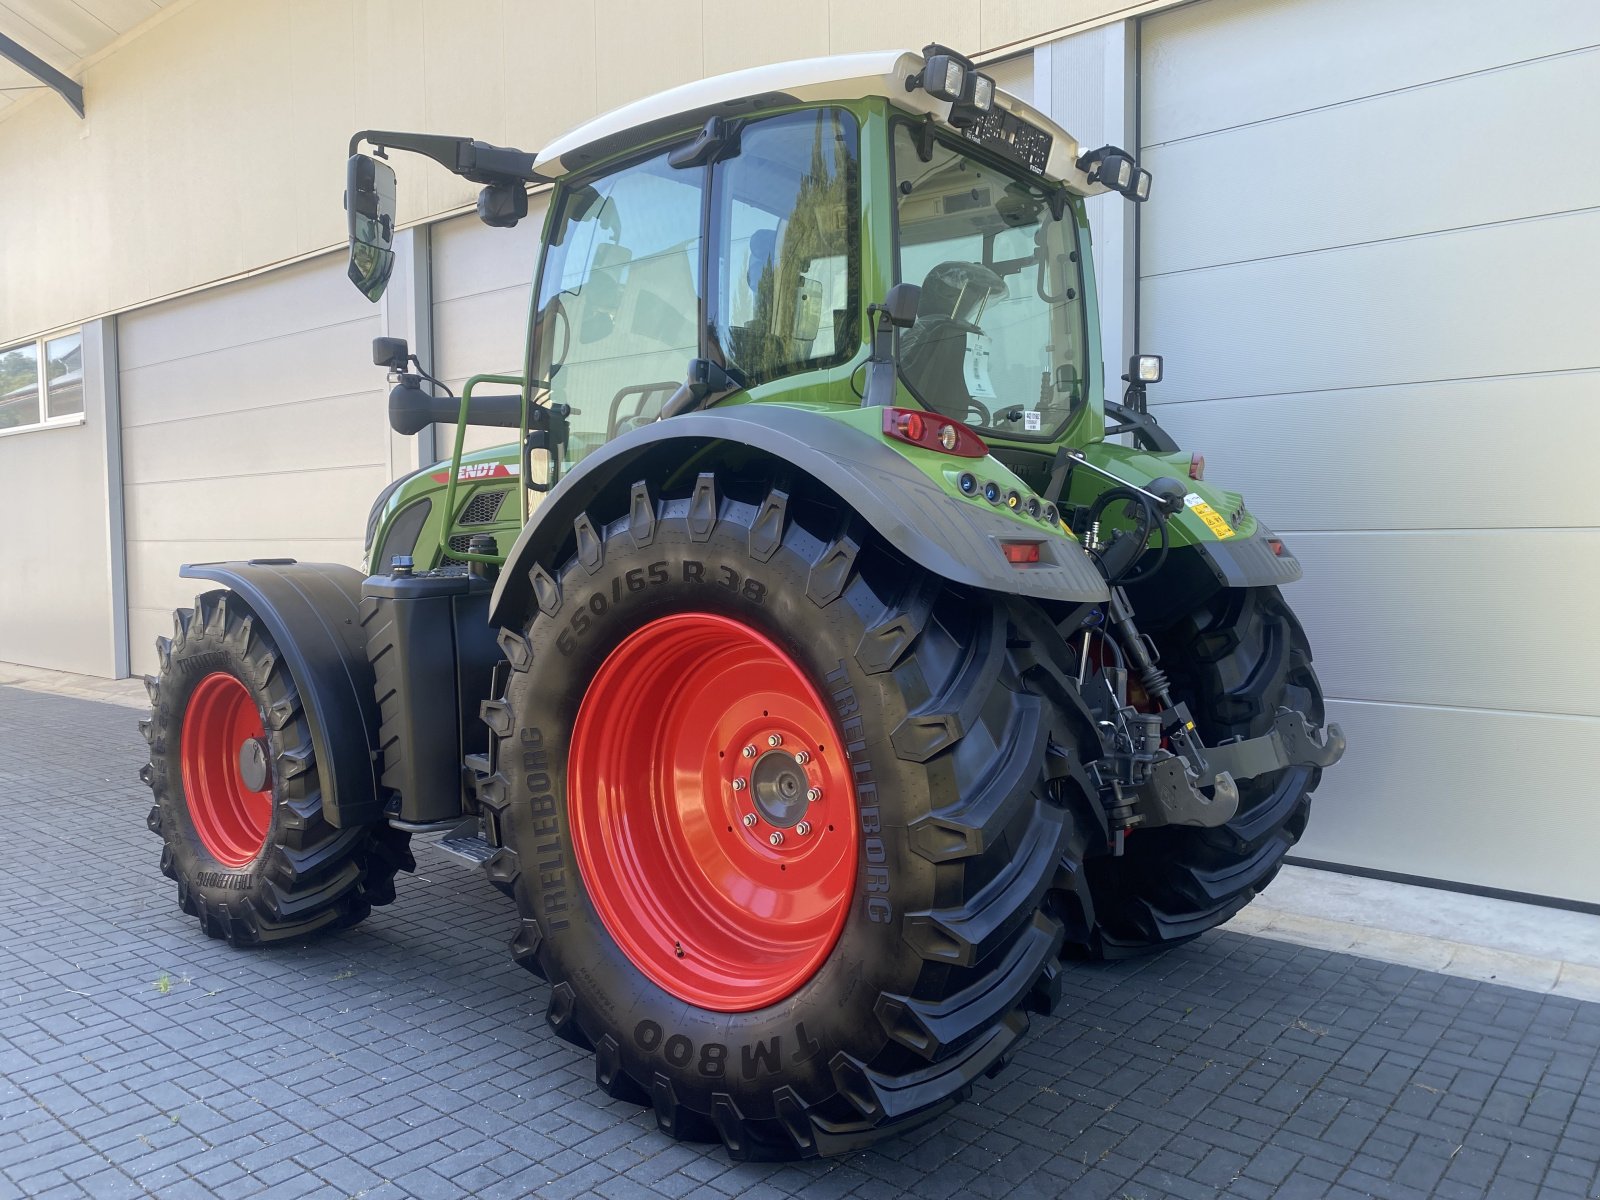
142, 590, 414, 944
482, 474, 1088, 1159
1077, 587, 1326, 956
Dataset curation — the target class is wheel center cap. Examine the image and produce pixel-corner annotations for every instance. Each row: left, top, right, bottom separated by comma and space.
750, 750, 808, 828
238, 737, 270, 793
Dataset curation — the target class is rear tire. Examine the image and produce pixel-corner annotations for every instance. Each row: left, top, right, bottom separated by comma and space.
142, 590, 414, 945
1075, 587, 1325, 957
482, 474, 1089, 1159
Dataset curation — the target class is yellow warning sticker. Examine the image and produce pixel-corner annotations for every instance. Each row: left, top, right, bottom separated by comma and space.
1184, 492, 1236, 540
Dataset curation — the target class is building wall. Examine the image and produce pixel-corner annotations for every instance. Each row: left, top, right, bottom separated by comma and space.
1134, 0, 1600, 904
0, 0, 1168, 353
0, 321, 120, 676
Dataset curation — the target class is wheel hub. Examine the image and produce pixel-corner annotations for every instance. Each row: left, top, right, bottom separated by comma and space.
748, 747, 811, 828
238, 736, 270, 793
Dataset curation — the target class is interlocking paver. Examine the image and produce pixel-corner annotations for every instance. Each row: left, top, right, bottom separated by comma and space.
4, 682, 1600, 1198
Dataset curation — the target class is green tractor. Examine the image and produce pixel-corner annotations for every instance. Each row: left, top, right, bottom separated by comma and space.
140, 46, 1344, 1160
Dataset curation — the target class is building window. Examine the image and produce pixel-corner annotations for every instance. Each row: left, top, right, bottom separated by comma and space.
0, 330, 84, 432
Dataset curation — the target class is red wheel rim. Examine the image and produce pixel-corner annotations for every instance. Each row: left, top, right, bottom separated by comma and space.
180, 672, 272, 867
569, 613, 858, 1012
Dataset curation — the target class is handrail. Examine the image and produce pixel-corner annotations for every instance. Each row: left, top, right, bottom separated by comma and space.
442, 372, 530, 565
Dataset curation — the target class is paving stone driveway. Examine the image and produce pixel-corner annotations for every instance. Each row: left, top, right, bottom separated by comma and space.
2, 683, 1598, 1200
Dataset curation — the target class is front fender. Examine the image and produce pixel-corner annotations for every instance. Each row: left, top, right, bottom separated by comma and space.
489, 406, 1110, 628
180, 560, 384, 828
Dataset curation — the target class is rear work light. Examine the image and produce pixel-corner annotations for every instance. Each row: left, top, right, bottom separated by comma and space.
1000, 540, 1042, 565
882, 407, 988, 458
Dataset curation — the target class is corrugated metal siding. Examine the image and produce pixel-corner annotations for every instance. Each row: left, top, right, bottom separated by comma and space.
430, 204, 547, 455
1138, 0, 1600, 902
119, 252, 387, 675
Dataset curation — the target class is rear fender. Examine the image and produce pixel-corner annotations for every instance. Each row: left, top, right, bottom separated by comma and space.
488, 405, 1110, 628
180, 560, 383, 828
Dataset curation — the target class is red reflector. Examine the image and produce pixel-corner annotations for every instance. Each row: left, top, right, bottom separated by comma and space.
1001, 541, 1042, 565
881, 407, 988, 458
1267, 538, 1286, 557
1189, 453, 1205, 481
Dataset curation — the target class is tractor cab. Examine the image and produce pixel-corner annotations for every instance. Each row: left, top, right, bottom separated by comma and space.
343, 46, 1149, 489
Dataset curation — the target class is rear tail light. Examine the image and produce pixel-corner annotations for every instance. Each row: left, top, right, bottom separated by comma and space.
1189, 453, 1205, 481
1000, 540, 1042, 565
882, 407, 988, 458
1267, 537, 1287, 557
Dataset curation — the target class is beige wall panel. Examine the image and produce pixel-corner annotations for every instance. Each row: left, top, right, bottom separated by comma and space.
825, 0, 978, 57
1301, 699, 1600, 905
122, 392, 386, 485
502, 1, 600, 173
593, 0, 705, 113
119, 256, 377, 371
120, 324, 382, 430
287, 0, 362, 253
125, 466, 386, 545
431, 209, 545, 304
0, 423, 116, 676
1153, 372, 1600, 532
433, 289, 529, 387
1282, 530, 1599, 719
1143, 208, 1600, 405
703, 1, 829, 75
1141, 0, 1600, 146
1141, 47, 1600, 276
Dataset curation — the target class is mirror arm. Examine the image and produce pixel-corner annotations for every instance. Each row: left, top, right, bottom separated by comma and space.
350, 129, 538, 184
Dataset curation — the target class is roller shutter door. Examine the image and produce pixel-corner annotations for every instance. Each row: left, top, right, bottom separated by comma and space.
1137, 0, 1600, 902
120, 252, 388, 675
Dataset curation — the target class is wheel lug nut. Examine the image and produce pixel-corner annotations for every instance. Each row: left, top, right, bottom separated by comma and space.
768, 831, 784, 847
796, 821, 811, 836
742, 813, 758, 827
742, 745, 757, 759
795, 750, 811, 765
806, 787, 823, 803
767, 734, 783, 747
732, 778, 746, 792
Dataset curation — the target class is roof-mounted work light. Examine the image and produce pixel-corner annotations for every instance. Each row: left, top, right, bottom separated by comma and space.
909, 44, 996, 129
1076, 144, 1153, 203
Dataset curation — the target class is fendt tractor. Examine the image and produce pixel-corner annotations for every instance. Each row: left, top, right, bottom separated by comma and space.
141, 47, 1345, 1159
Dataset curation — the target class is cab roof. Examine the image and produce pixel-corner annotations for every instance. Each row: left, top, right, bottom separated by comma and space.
532, 49, 1093, 191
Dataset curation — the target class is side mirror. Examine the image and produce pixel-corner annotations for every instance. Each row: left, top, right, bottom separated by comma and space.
346, 153, 397, 302
862, 283, 923, 408
880, 282, 921, 328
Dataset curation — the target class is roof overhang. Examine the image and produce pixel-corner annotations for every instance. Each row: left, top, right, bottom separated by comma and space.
532, 48, 1102, 194
0, 31, 82, 117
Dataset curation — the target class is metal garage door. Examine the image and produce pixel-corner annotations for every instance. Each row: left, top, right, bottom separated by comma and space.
119, 252, 389, 675
431, 201, 548, 455
1137, 0, 1600, 903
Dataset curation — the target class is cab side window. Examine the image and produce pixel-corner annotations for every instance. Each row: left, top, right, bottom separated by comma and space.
535, 152, 704, 462
710, 109, 859, 387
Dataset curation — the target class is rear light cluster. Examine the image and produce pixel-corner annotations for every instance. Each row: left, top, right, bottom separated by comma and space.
956, 470, 1059, 528
882, 407, 988, 458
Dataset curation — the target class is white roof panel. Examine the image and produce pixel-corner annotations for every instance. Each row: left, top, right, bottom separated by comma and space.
532, 48, 1092, 190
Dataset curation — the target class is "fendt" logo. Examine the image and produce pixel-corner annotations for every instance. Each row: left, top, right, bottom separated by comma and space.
429, 462, 519, 484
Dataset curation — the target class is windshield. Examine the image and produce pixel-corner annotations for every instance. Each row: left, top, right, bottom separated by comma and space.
892, 122, 1089, 440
